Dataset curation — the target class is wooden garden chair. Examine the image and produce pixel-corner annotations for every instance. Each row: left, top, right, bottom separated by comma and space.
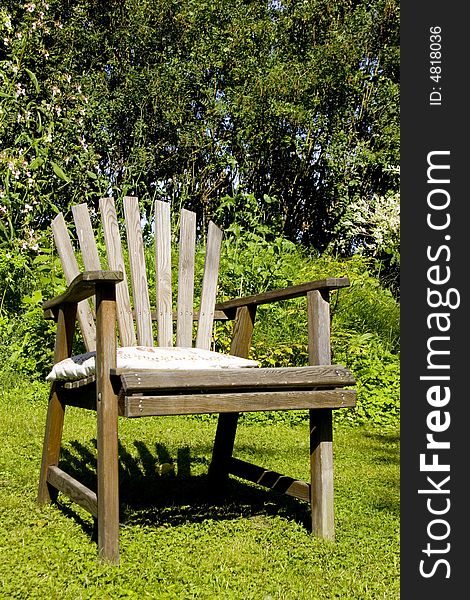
37, 196, 356, 564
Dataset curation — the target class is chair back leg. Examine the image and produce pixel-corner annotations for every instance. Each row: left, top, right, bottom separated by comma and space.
308, 289, 335, 540
38, 304, 77, 504
208, 305, 257, 484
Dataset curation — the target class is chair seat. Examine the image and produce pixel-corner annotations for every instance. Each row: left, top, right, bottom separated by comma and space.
117, 365, 356, 416
58, 364, 356, 417
46, 346, 260, 382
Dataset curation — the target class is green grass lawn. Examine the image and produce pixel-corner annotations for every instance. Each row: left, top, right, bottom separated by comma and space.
0, 381, 399, 599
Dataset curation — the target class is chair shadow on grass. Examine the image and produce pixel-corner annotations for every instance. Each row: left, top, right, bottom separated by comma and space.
56, 438, 310, 540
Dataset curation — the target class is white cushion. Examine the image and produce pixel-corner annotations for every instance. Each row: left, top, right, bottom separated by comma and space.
46, 346, 259, 382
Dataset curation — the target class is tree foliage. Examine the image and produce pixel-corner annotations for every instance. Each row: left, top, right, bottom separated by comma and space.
1, 0, 399, 255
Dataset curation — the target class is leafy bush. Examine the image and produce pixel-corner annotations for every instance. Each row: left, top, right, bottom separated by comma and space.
0, 248, 31, 313
210, 222, 400, 428
0, 304, 55, 379
333, 332, 400, 428
0, 201, 399, 429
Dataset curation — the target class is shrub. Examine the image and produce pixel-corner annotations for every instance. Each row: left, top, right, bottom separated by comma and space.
0, 207, 399, 430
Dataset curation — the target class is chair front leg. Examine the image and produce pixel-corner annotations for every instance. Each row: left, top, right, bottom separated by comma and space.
308, 289, 335, 540
95, 282, 120, 564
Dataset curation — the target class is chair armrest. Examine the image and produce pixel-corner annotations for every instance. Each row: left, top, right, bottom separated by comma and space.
43, 270, 123, 317
215, 277, 349, 319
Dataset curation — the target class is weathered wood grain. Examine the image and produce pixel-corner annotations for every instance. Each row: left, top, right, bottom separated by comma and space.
72, 203, 101, 270
38, 303, 77, 504
52, 213, 96, 350
122, 389, 356, 417
208, 304, 257, 484
47, 466, 98, 517
176, 209, 196, 347
123, 196, 153, 347
43, 271, 123, 311
95, 281, 120, 564
195, 221, 223, 350
155, 200, 173, 346
118, 365, 355, 393
100, 197, 137, 347
229, 458, 311, 502
215, 277, 350, 317
308, 289, 335, 541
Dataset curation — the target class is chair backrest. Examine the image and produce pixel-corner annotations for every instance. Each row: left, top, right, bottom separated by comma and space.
51, 197, 223, 352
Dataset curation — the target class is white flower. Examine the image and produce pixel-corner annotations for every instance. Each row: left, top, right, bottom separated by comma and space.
15, 83, 26, 97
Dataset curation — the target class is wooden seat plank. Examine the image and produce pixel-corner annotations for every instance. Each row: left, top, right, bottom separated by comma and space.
117, 365, 355, 393
121, 388, 356, 417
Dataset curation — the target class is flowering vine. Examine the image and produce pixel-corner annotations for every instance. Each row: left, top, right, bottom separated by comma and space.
1, 1, 104, 254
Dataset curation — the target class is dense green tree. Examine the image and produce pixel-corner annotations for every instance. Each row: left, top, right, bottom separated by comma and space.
1, 0, 399, 254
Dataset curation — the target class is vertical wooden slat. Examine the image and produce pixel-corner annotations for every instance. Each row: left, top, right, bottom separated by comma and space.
52, 213, 96, 351
155, 200, 173, 347
38, 303, 77, 504
195, 221, 223, 350
72, 203, 101, 317
100, 197, 137, 347
71, 204, 101, 270
176, 209, 196, 347
308, 289, 335, 541
123, 196, 153, 347
208, 304, 257, 485
95, 282, 120, 564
